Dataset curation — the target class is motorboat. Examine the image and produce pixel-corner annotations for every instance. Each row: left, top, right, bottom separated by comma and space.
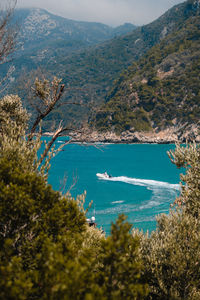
96, 172, 112, 179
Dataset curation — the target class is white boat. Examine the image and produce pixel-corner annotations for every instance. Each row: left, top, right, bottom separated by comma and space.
96, 172, 112, 179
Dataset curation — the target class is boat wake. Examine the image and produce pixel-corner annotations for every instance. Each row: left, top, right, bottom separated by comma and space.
97, 175, 180, 191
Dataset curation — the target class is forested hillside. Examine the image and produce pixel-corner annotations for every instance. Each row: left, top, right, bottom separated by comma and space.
44, 0, 200, 129
4, 0, 200, 130
1, 8, 136, 129
93, 0, 200, 133
12, 8, 136, 56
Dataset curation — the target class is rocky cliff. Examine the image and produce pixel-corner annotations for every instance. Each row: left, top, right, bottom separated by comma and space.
70, 124, 200, 144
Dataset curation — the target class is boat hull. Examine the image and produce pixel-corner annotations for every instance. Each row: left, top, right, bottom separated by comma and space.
96, 173, 110, 179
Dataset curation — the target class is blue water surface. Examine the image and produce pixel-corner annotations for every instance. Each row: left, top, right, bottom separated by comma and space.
47, 139, 181, 234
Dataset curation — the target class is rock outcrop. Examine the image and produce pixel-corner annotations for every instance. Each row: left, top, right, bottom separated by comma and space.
69, 125, 200, 144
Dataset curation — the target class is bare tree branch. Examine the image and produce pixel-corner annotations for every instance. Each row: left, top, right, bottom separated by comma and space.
0, 0, 17, 64
28, 77, 65, 141
38, 123, 73, 166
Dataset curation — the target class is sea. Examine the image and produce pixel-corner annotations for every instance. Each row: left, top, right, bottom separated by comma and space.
47, 137, 181, 235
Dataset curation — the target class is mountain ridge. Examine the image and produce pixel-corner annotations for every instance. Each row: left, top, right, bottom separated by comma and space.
3, 0, 200, 134
39, 0, 200, 130
13, 8, 137, 51
92, 6, 200, 138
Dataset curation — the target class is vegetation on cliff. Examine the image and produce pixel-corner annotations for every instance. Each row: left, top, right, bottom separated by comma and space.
92, 1, 200, 133
3, 0, 200, 131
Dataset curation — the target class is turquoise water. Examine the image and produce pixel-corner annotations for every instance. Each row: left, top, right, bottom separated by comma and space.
48, 139, 181, 234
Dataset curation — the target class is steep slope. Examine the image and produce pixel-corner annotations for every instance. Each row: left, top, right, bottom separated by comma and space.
52, 0, 200, 102
2, 8, 136, 79
92, 0, 200, 136
1, 8, 136, 129
4, 0, 200, 131
30, 0, 200, 130
14, 8, 137, 51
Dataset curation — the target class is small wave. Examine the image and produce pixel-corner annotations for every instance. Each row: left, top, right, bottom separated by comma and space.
99, 175, 180, 191
112, 200, 124, 204
96, 198, 165, 216
139, 200, 160, 210
133, 216, 156, 223
97, 205, 127, 215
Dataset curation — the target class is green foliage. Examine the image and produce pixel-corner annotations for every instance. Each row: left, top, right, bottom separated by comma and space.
0, 252, 32, 300
0, 94, 41, 173
0, 156, 147, 299
139, 212, 200, 300
168, 143, 200, 217
94, 13, 200, 133
0, 94, 28, 129
0, 154, 92, 299
0, 93, 147, 299
133, 142, 200, 299
94, 101, 151, 133
95, 215, 149, 299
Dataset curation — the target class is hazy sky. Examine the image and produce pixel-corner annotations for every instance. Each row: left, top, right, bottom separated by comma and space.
16, 0, 184, 26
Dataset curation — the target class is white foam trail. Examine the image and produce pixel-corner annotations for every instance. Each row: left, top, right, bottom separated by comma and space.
139, 200, 159, 210
99, 175, 180, 191
133, 216, 156, 223
112, 200, 124, 204
97, 199, 163, 215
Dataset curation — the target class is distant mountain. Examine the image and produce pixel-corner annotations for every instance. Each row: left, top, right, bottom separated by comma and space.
1, 8, 136, 128
112, 23, 137, 37
93, 0, 200, 134
40, 0, 200, 130
3, 1, 200, 132
13, 8, 136, 52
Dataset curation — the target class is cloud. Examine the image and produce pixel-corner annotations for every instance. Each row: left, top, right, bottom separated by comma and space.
16, 0, 183, 26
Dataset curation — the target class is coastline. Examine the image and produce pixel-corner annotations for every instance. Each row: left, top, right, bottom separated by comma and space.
43, 125, 200, 144
68, 125, 200, 144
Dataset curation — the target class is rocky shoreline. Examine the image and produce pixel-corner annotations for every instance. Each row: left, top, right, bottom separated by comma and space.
69, 125, 200, 144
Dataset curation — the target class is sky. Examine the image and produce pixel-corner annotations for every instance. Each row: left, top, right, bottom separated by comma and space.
16, 0, 183, 27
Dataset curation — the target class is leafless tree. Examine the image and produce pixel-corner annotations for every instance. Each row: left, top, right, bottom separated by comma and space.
0, 0, 17, 64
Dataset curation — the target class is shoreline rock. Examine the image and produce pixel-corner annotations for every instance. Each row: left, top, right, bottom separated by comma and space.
69, 125, 200, 144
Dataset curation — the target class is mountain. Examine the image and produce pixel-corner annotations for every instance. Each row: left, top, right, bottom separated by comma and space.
92, 0, 200, 136
8, 8, 137, 68
112, 23, 137, 37
3, 1, 200, 132
1, 8, 136, 128
14, 8, 137, 49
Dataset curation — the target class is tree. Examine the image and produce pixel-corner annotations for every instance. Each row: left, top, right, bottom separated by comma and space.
94, 215, 149, 300
134, 143, 200, 300
168, 142, 200, 217
28, 77, 65, 140
0, 0, 17, 64
0, 149, 147, 299
0, 72, 148, 300
0, 0, 18, 95
139, 212, 200, 300
0, 153, 93, 299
